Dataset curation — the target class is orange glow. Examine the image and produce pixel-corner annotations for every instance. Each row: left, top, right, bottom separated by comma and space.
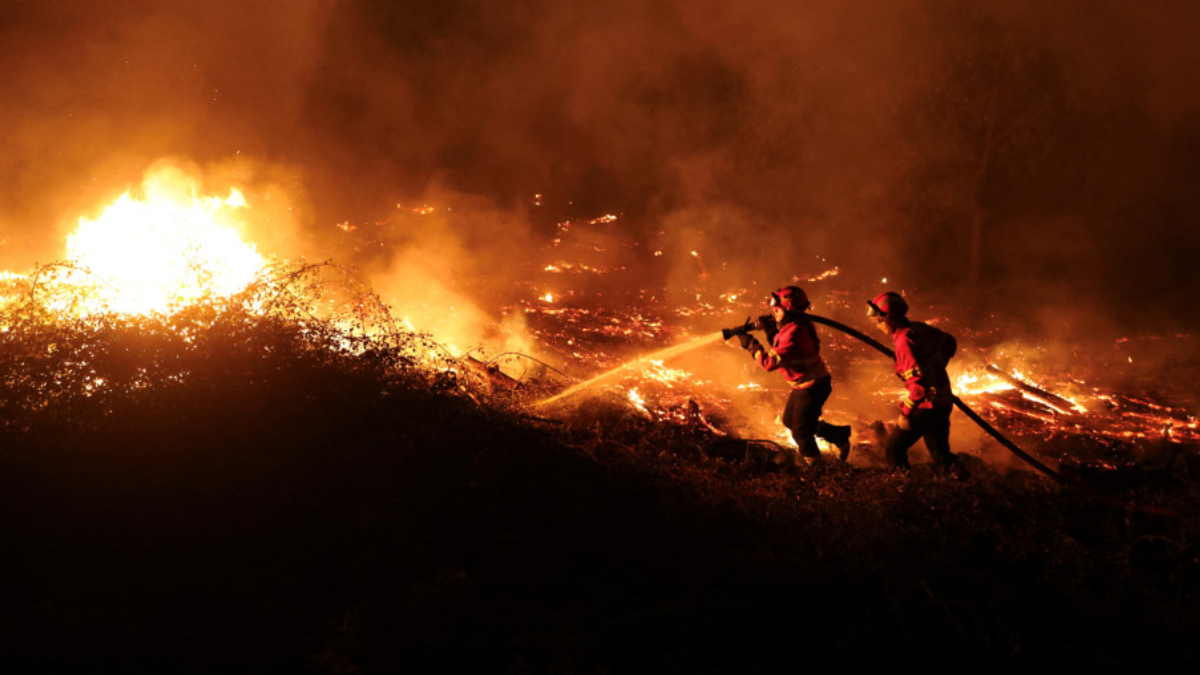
64, 172, 265, 315
953, 370, 1016, 396
397, 203, 438, 215
627, 387, 650, 415
804, 267, 841, 282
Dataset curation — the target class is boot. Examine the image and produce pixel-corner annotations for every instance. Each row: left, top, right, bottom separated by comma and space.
798, 452, 825, 475
823, 424, 852, 462
940, 455, 970, 481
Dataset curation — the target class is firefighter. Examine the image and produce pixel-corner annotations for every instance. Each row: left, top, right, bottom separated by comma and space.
731, 286, 852, 468
867, 291, 966, 477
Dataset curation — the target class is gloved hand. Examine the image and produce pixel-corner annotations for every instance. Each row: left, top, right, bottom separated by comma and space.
897, 413, 912, 431
757, 314, 779, 344
737, 334, 761, 352
902, 382, 925, 415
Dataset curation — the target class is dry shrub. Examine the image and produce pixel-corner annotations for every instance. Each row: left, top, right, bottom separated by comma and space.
0, 260, 468, 440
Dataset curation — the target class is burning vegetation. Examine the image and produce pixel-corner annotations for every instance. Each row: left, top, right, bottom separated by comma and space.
499, 209, 1199, 483
4, 1, 1200, 669
2, 164, 1197, 492
1, 167, 1199, 672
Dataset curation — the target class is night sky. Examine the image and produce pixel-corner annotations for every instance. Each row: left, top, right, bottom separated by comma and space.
2, 0, 1199, 335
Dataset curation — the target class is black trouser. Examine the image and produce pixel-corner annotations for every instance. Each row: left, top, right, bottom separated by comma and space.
782, 377, 841, 459
884, 404, 954, 470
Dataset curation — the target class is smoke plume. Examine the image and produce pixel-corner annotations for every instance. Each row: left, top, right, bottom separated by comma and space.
3, 0, 1199, 346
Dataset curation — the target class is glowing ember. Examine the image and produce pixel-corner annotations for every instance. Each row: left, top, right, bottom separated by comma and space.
513, 205, 1197, 460
627, 387, 650, 415
641, 360, 693, 386
954, 370, 1017, 397
397, 203, 437, 215
802, 267, 840, 282
65, 176, 265, 315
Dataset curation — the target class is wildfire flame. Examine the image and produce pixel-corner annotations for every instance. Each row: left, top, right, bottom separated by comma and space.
62, 172, 265, 315
627, 387, 650, 416
954, 370, 1020, 397
519, 206, 1199, 458
10, 164, 1189, 463
954, 367, 1087, 415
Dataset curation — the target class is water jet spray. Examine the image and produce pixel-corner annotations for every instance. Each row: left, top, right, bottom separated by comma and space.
534, 311, 1163, 510
534, 332, 725, 407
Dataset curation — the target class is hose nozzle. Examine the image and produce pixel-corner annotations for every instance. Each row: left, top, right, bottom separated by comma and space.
721, 315, 777, 340
721, 322, 751, 340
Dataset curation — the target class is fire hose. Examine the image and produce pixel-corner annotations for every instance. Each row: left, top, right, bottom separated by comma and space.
807, 315, 1190, 517
720, 314, 1189, 517
725, 313, 1066, 483
802, 314, 1068, 484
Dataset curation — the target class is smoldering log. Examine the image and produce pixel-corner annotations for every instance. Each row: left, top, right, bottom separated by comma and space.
984, 364, 1080, 414
977, 391, 1059, 422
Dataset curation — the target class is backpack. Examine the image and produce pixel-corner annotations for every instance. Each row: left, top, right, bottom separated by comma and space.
912, 322, 957, 367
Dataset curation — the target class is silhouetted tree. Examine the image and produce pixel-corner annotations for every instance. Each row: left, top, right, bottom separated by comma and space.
900, 4, 1074, 285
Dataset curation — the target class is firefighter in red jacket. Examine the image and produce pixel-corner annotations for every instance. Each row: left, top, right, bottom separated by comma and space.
867, 291, 965, 476
732, 286, 852, 468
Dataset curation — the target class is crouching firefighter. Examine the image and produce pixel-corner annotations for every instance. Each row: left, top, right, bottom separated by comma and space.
867, 292, 966, 477
724, 286, 852, 468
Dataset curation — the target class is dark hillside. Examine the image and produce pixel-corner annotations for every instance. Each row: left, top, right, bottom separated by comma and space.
1, 311, 1199, 673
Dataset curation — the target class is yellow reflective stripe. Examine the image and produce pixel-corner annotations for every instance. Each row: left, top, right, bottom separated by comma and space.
901, 366, 922, 380
766, 348, 782, 365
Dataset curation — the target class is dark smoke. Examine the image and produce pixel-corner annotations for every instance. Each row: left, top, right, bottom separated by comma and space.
2, 0, 1199, 337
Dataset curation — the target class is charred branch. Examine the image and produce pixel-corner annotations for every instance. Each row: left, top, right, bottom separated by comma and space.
984, 364, 1080, 414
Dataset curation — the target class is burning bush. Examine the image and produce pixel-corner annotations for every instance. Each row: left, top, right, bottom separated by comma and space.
0, 260, 466, 443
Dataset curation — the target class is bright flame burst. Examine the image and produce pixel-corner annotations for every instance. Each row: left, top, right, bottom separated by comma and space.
955, 366, 1088, 415
627, 387, 650, 416
954, 370, 1017, 397
64, 177, 265, 315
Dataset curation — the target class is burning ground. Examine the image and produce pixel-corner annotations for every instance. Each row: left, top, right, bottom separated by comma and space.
4, 0, 1200, 671
1, 174, 1199, 672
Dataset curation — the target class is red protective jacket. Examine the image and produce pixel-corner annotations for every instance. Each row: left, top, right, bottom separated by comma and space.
750, 317, 830, 389
889, 321, 955, 414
